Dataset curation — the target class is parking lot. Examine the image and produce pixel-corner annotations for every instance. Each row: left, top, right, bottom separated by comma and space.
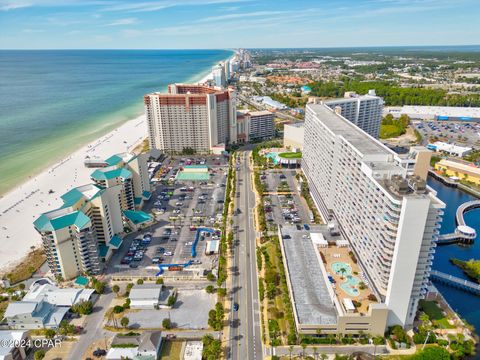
106, 155, 229, 278
126, 289, 215, 329
413, 120, 480, 148
260, 169, 313, 229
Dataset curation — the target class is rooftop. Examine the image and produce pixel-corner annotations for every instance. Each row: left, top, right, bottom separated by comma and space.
34, 208, 90, 232
123, 210, 152, 225
307, 104, 392, 156
129, 284, 162, 301
401, 105, 480, 117
280, 225, 337, 325
91, 167, 132, 181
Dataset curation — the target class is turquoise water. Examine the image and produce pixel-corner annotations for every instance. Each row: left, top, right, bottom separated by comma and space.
265, 152, 280, 165
331, 262, 360, 297
0, 50, 232, 195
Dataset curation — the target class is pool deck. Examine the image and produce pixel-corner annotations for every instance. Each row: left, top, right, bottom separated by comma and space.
319, 246, 375, 315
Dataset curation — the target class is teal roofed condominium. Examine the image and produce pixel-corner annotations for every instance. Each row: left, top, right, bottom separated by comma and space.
33, 183, 124, 280
90, 152, 150, 212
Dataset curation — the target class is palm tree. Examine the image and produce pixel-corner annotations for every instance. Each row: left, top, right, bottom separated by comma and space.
301, 343, 307, 359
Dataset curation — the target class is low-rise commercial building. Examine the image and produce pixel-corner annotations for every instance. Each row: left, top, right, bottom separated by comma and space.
427, 142, 472, 157
129, 284, 172, 309
387, 105, 480, 122
435, 158, 480, 184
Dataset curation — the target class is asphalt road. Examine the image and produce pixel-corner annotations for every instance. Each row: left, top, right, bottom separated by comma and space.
68, 289, 115, 360
229, 151, 263, 360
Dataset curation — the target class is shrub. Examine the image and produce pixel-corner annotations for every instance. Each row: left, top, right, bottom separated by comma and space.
156, 278, 164, 285
120, 317, 129, 328
113, 305, 124, 314
71, 300, 93, 315
162, 318, 172, 329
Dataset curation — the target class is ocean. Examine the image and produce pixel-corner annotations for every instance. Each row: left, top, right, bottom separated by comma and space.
0, 49, 232, 195
427, 177, 480, 350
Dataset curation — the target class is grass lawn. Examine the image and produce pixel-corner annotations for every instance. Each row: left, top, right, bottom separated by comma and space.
380, 124, 404, 139
419, 300, 454, 329
278, 152, 302, 159
4, 249, 45, 284
160, 340, 184, 360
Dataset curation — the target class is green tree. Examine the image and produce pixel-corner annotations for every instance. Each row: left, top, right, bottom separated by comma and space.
94, 281, 105, 294
205, 285, 215, 294
120, 317, 129, 329
155, 278, 164, 285
413, 346, 450, 359
112, 284, 120, 296
162, 318, 172, 329
71, 300, 93, 315
45, 328, 56, 339
136, 279, 144, 285
113, 305, 124, 314
34, 350, 45, 360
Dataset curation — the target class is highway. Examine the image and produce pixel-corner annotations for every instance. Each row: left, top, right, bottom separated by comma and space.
229, 150, 263, 360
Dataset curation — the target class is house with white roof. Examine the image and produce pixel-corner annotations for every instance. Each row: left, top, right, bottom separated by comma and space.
106, 332, 162, 360
0, 331, 30, 359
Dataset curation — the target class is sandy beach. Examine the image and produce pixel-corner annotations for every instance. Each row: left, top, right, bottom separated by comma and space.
0, 70, 216, 273
0, 115, 147, 272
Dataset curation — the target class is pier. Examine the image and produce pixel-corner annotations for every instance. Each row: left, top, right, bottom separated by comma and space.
430, 270, 480, 295
435, 200, 480, 245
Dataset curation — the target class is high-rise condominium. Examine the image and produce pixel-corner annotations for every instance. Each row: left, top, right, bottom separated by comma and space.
90, 152, 150, 211
34, 184, 124, 280
324, 90, 383, 138
145, 84, 237, 154
212, 64, 226, 88
302, 103, 444, 327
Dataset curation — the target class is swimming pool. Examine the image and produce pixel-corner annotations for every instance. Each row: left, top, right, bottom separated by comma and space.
265, 152, 280, 165
331, 262, 361, 297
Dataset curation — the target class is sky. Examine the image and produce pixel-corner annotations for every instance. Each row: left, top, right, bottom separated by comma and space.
0, 0, 479, 49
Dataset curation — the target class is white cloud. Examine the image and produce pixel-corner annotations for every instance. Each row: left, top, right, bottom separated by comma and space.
101, 0, 250, 13
105, 17, 139, 26
0, 0, 109, 11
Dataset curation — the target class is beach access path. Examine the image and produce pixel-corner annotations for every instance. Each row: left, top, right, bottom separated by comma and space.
0, 115, 147, 272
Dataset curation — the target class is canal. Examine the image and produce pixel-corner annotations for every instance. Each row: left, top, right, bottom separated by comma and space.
427, 176, 480, 338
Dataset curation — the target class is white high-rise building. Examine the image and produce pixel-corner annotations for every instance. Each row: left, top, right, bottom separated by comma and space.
145, 84, 237, 154
223, 60, 231, 81
324, 90, 383, 138
236, 110, 275, 142
302, 103, 445, 327
212, 64, 226, 88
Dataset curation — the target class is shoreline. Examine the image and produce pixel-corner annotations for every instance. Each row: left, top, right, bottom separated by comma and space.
0, 53, 231, 273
